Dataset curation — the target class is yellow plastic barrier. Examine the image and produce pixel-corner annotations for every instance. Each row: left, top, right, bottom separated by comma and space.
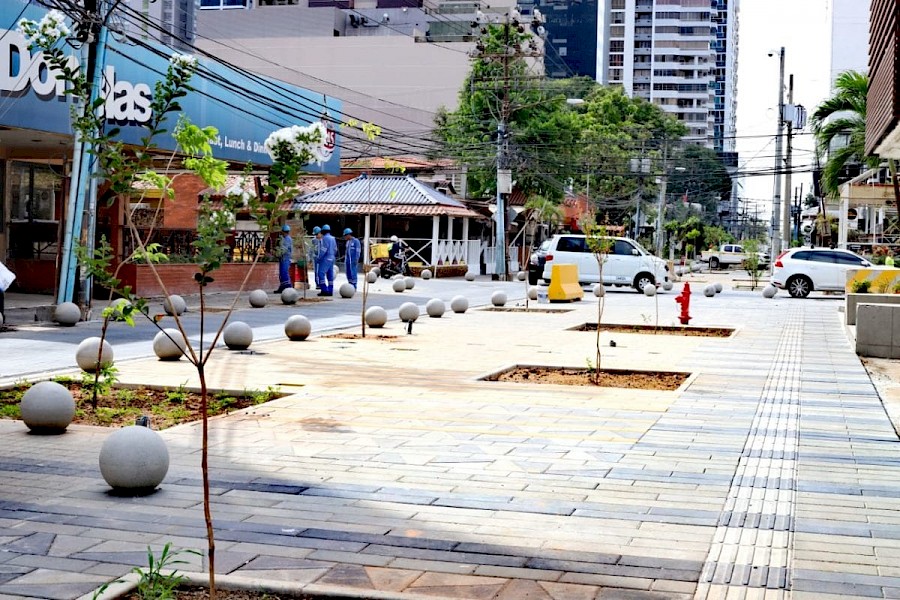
548, 264, 583, 302
846, 267, 900, 293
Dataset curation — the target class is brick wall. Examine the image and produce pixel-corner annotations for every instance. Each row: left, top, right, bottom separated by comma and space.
120, 263, 280, 296
164, 173, 208, 229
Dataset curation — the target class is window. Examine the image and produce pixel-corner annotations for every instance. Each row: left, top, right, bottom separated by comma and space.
10, 162, 60, 222
557, 237, 588, 252
832, 252, 867, 266
614, 240, 637, 256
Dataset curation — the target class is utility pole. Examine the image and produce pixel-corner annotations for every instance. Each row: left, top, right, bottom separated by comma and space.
782, 73, 794, 248
771, 47, 785, 259
655, 143, 668, 257
470, 7, 545, 281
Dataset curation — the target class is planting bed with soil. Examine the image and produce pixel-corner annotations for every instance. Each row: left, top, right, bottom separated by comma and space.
0, 378, 281, 428
485, 366, 689, 390
124, 589, 321, 599
480, 307, 574, 313
571, 323, 734, 337
323, 333, 400, 341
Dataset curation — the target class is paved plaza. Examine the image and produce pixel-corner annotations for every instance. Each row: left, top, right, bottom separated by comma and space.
1, 278, 900, 600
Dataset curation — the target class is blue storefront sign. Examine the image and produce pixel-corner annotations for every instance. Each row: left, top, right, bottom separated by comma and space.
0, 0, 341, 172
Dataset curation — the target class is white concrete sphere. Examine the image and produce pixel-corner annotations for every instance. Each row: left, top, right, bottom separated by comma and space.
20, 381, 76, 433
465, 271, 476, 282
528, 286, 539, 301
109, 298, 131, 319
365, 306, 388, 328
284, 315, 312, 341
714, 282, 723, 293
55, 302, 81, 326
393, 274, 404, 280
334, 264, 340, 274
76, 337, 115, 373
662, 281, 673, 292
405, 277, 416, 290
399, 302, 419, 322
704, 285, 716, 297
421, 269, 433, 280
516, 271, 527, 281
674, 267, 685, 277
763, 285, 778, 299
593, 284, 605, 298
163, 295, 186, 316
281, 287, 299, 305
425, 298, 445, 318
491, 291, 507, 307
392, 278, 406, 293
643, 283, 657, 297
451, 295, 469, 313
366, 271, 378, 284
99, 425, 169, 491
339, 283, 356, 298
249, 289, 268, 308
153, 328, 186, 361
223, 321, 253, 350
371, 266, 381, 277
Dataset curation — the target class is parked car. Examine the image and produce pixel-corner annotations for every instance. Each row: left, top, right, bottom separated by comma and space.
527, 240, 551, 285
771, 247, 872, 298
700, 244, 770, 270
541, 234, 669, 291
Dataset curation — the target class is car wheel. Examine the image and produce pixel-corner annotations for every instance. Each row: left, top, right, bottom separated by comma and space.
787, 275, 812, 298
633, 273, 655, 292
709, 257, 720, 270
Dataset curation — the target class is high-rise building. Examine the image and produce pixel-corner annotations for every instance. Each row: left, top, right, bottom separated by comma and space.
548, 0, 739, 153
123, 0, 197, 50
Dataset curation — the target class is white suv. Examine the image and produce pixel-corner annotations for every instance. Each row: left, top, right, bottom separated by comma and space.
541, 235, 669, 291
771, 247, 871, 298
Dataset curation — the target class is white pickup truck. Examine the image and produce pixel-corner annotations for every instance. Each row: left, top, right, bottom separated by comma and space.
700, 244, 770, 270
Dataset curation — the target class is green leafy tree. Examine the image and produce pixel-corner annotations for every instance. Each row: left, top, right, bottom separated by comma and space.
666, 145, 732, 219
434, 25, 580, 200
811, 70, 880, 199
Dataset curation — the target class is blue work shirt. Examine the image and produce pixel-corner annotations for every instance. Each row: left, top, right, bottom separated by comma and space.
345, 237, 361, 263
318, 233, 337, 261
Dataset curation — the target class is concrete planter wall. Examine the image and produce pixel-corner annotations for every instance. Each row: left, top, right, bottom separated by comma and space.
856, 302, 900, 358
846, 293, 900, 325
119, 263, 279, 296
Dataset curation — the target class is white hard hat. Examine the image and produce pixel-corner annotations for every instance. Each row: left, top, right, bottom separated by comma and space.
390, 235, 398, 242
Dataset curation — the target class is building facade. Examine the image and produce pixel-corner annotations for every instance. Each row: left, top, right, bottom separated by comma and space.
589, 0, 738, 153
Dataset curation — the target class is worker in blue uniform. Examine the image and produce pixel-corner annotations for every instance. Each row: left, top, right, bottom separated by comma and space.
275, 224, 293, 293
343, 228, 361, 288
317, 224, 337, 296
310, 226, 322, 289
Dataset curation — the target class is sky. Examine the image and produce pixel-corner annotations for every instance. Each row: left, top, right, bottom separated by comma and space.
734, 0, 854, 228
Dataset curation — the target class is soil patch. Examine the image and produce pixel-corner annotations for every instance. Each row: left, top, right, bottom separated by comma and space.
481, 307, 574, 313
487, 366, 689, 390
0, 378, 281, 429
571, 323, 734, 337
124, 588, 320, 599
323, 333, 400, 341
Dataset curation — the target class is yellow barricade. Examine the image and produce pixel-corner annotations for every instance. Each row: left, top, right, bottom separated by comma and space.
846, 267, 900, 293
548, 264, 583, 302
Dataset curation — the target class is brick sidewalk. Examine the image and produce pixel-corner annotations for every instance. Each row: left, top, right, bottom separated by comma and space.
1, 289, 898, 600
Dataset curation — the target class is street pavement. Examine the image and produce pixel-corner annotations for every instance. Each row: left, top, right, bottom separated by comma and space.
1, 275, 899, 600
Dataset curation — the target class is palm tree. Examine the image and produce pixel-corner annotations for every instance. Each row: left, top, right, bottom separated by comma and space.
810, 70, 881, 198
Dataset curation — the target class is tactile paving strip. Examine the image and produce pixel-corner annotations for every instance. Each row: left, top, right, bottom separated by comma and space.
695, 306, 803, 599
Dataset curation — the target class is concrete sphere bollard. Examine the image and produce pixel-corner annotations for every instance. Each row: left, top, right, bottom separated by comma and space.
593, 284, 605, 298
704, 285, 716, 297
109, 298, 131, 319
450, 295, 469, 313
465, 271, 476, 282
516, 271, 527, 281
662, 281, 673, 292
405, 277, 416, 290
763, 285, 778, 299
714, 282, 723, 294
334, 264, 340, 275
365, 306, 388, 328
223, 321, 253, 350
284, 315, 312, 341
528, 286, 539, 301
153, 328, 186, 361
20, 381, 76, 433
249, 289, 268, 308
393, 274, 404, 280
371, 266, 381, 277
99, 425, 169, 492
339, 283, 356, 299
163, 295, 186, 316
643, 283, 657, 297
398, 302, 419, 322
421, 269, 433, 280
491, 291, 507, 307
76, 337, 115, 373
366, 271, 378, 284
425, 298, 445, 318
55, 302, 81, 326
392, 278, 406, 293
281, 287, 299, 305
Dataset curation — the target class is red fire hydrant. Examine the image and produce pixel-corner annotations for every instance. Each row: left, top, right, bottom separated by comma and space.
675, 282, 691, 325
